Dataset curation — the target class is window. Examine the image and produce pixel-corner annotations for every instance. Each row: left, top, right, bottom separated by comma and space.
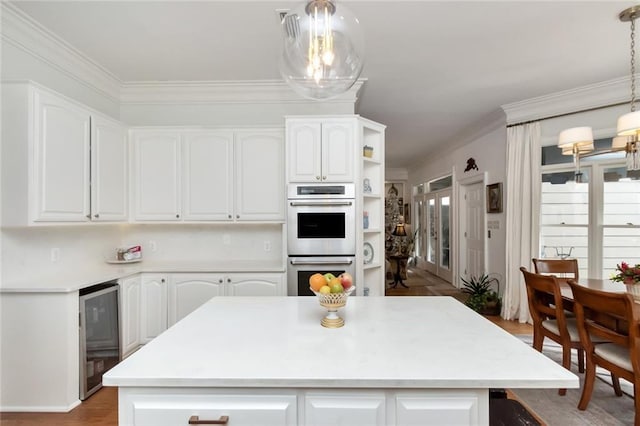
540, 139, 640, 279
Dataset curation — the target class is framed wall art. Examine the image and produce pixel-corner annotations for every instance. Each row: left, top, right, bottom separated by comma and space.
486, 183, 503, 213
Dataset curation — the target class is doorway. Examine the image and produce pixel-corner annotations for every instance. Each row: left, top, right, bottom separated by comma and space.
458, 177, 486, 288
421, 189, 452, 282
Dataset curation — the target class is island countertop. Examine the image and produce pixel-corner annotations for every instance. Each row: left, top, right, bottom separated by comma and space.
103, 296, 578, 389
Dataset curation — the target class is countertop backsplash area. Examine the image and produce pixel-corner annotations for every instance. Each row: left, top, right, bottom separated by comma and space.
1, 223, 284, 290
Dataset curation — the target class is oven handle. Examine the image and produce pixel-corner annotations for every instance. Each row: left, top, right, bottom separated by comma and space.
289, 201, 353, 207
290, 259, 354, 266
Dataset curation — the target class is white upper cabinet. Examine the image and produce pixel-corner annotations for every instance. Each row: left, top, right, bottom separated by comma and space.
235, 130, 285, 221
34, 89, 91, 221
1, 83, 127, 226
91, 115, 128, 221
182, 131, 234, 221
131, 128, 284, 223
287, 119, 354, 183
132, 131, 182, 221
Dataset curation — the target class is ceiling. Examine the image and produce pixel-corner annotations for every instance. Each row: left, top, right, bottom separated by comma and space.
8, 0, 637, 168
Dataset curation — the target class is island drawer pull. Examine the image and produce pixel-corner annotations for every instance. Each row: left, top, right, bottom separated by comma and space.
188, 415, 229, 425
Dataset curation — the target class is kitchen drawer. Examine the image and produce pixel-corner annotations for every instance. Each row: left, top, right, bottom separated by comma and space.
121, 390, 297, 426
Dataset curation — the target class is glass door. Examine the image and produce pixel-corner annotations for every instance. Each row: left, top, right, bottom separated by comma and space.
422, 190, 452, 282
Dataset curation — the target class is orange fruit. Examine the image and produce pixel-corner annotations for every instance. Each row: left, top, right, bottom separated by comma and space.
309, 273, 326, 292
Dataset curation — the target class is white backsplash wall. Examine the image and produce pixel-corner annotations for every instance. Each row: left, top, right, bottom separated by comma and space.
122, 224, 284, 263
1, 224, 284, 286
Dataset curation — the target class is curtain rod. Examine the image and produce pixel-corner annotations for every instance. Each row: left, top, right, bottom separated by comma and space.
506, 100, 629, 128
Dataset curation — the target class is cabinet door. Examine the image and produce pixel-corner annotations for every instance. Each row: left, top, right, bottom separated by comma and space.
168, 274, 225, 326
286, 122, 322, 182
235, 130, 285, 221
321, 121, 354, 182
139, 274, 168, 344
182, 132, 233, 221
226, 273, 283, 296
33, 89, 91, 221
305, 392, 386, 426
91, 115, 127, 221
132, 131, 181, 221
119, 275, 141, 358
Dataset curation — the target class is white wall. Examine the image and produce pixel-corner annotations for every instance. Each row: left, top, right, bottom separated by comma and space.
408, 122, 507, 290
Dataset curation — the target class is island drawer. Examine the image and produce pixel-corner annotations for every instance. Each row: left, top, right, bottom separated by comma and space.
120, 389, 297, 426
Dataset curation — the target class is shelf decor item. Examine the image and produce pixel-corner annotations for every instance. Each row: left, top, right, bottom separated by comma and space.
311, 285, 356, 328
363, 242, 374, 264
363, 145, 373, 158
611, 261, 640, 302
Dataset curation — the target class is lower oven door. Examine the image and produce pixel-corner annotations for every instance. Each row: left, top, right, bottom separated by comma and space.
287, 256, 356, 296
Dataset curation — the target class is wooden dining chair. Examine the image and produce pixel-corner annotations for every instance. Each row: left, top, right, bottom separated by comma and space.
567, 280, 640, 425
532, 258, 579, 281
520, 267, 585, 395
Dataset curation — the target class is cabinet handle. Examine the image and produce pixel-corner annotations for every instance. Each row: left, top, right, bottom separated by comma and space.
94, 214, 99, 218
188, 415, 229, 425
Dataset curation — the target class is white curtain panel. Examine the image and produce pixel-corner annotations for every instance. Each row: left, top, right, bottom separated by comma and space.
503, 122, 541, 323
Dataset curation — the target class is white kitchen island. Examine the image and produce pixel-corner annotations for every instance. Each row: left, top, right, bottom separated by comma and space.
103, 296, 578, 426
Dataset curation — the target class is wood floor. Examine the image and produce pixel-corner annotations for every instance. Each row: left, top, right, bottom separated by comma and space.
0, 268, 532, 425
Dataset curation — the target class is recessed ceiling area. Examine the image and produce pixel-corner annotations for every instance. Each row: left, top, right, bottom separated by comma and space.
7, 1, 634, 168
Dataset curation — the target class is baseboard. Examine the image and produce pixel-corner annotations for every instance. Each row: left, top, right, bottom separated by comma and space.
0, 399, 81, 413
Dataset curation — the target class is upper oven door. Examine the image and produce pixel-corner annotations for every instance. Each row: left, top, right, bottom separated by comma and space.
287, 199, 355, 256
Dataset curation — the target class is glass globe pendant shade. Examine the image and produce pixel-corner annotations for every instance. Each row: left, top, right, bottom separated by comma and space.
279, 0, 364, 100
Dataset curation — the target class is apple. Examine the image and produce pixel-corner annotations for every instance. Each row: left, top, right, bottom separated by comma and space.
338, 272, 353, 290
329, 278, 344, 293
323, 273, 336, 283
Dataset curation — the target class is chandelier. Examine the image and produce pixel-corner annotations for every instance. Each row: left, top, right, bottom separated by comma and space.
279, 0, 364, 100
558, 5, 640, 176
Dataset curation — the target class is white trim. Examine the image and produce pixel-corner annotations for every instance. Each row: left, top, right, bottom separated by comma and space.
120, 79, 366, 105
0, 399, 81, 413
1, 2, 121, 102
502, 76, 633, 125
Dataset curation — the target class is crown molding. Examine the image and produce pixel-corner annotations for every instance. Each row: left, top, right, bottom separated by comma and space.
1, 2, 122, 102
120, 79, 366, 105
501, 76, 632, 125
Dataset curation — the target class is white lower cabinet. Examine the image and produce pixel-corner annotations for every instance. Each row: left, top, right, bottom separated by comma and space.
139, 274, 169, 344
121, 389, 297, 426
226, 273, 283, 297
119, 275, 142, 358
118, 389, 488, 426
305, 392, 386, 426
168, 274, 225, 326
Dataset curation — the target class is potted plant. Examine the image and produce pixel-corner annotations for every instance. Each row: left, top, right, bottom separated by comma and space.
461, 274, 502, 316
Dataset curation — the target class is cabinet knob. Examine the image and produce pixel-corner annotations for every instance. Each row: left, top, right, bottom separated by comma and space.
161, 278, 165, 283
227, 278, 231, 283
218, 279, 223, 283
176, 214, 180, 218
236, 214, 239, 219
86, 214, 91, 219
322, 176, 327, 180
188, 415, 229, 425
316, 176, 321, 180
94, 214, 99, 218
228, 214, 232, 219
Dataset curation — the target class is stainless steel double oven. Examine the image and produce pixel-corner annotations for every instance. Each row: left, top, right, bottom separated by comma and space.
287, 183, 356, 296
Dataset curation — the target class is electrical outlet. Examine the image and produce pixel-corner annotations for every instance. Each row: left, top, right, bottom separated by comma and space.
263, 241, 271, 252
51, 248, 60, 263
223, 234, 231, 245
148, 240, 157, 252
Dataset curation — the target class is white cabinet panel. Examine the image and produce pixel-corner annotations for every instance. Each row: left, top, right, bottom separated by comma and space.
123, 391, 297, 426
321, 121, 354, 183
168, 274, 224, 326
235, 130, 284, 221
182, 131, 233, 220
119, 275, 141, 358
395, 392, 485, 426
91, 115, 127, 221
139, 275, 168, 344
286, 122, 322, 182
226, 274, 283, 296
133, 131, 181, 221
305, 392, 386, 426
34, 89, 91, 221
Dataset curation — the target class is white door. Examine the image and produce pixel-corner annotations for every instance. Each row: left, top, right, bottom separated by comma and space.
139, 275, 168, 344
132, 131, 181, 221
321, 120, 354, 182
119, 275, 141, 358
235, 130, 285, 221
182, 131, 233, 221
459, 182, 485, 286
34, 89, 91, 221
287, 121, 322, 182
423, 190, 452, 282
168, 274, 225, 325
91, 115, 127, 221
226, 274, 283, 296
